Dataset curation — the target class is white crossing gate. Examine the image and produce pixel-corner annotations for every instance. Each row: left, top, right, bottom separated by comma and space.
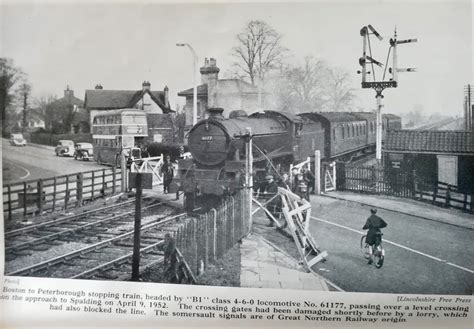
324, 161, 336, 192
278, 187, 328, 270
131, 156, 164, 186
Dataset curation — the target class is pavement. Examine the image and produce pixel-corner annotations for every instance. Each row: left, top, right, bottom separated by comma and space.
321, 190, 474, 230
239, 233, 329, 291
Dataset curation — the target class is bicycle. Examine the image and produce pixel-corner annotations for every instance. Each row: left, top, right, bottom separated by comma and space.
360, 233, 385, 268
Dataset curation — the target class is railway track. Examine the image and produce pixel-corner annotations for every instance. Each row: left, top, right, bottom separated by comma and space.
4, 198, 137, 233
4, 201, 175, 260
6, 212, 190, 280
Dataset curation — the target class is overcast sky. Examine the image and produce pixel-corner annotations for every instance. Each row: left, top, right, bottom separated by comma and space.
1, 0, 472, 116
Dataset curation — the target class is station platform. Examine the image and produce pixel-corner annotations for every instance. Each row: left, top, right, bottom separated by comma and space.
320, 191, 474, 230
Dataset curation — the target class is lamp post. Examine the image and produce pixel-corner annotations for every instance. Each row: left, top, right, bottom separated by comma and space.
176, 43, 198, 125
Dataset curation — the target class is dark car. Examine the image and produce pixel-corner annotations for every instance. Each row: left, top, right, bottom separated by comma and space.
74, 143, 94, 161
55, 140, 75, 157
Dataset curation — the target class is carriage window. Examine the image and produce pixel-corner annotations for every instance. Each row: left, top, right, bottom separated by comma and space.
333, 128, 336, 141
295, 123, 302, 136
382, 121, 385, 131
351, 124, 355, 137
356, 125, 359, 136
342, 125, 345, 139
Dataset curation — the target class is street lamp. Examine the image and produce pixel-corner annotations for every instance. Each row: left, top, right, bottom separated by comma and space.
176, 43, 198, 126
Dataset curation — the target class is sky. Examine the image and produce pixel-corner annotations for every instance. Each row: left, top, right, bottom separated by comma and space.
0, 0, 472, 117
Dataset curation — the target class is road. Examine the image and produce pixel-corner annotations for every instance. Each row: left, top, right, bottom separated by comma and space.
307, 197, 473, 295
2, 139, 105, 185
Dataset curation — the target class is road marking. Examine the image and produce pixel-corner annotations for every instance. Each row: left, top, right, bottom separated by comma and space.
4, 160, 31, 179
311, 216, 474, 274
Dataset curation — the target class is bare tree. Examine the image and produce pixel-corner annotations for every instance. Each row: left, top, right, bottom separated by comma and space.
323, 67, 355, 112
267, 56, 328, 113
231, 20, 287, 86
1, 58, 25, 135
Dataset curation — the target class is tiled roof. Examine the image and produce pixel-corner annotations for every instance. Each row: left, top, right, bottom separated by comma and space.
178, 79, 259, 96
49, 95, 84, 108
177, 84, 208, 96
84, 89, 172, 113
385, 130, 474, 154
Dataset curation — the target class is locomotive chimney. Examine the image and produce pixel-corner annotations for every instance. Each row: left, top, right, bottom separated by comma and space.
207, 107, 224, 119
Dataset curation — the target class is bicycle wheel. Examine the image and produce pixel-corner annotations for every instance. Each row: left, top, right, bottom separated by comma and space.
374, 244, 385, 268
360, 235, 371, 259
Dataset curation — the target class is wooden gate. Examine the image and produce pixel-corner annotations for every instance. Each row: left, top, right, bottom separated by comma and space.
323, 162, 336, 192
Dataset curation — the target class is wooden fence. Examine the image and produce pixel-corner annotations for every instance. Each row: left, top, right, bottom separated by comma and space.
414, 180, 474, 213
175, 189, 250, 279
3, 168, 123, 220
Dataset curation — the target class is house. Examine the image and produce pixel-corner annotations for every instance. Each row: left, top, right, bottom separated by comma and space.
84, 82, 175, 144
178, 58, 262, 127
45, 86, 87, 134
384, 130, 474, 193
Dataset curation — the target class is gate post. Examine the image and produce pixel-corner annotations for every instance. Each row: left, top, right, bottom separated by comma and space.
77, 173, 83, 206
37, 179, 44, 214
314, 150, 321, 195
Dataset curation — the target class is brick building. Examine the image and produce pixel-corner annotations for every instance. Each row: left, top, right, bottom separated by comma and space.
178, 58, 262, 127
45, 86, 87, 133
384, 130, 474, 193
84, 82, 175, 144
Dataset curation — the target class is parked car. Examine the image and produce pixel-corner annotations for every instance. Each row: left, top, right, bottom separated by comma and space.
10, 133, 27, 146
55, 140, 75, 157
74, 142, 93, 161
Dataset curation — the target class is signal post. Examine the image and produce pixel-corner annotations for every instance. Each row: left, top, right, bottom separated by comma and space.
358, 26, 417, 165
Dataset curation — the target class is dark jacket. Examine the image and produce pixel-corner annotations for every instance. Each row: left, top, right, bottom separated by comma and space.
363, 214, 387, 245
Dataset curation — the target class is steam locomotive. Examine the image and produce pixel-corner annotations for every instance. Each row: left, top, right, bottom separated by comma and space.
172, 108, 401, 211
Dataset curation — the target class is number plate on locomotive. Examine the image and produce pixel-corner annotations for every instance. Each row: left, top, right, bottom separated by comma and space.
201, 136, 213, 141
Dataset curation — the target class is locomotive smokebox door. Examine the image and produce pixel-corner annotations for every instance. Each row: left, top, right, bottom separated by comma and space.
129, 173, 153, 189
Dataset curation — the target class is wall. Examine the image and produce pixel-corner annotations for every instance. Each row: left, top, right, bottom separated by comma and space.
146, 113, 175, 145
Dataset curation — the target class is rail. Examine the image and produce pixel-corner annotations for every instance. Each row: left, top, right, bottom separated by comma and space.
3, 167, 123, 220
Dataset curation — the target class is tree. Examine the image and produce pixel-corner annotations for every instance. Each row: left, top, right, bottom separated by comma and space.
284, 56, 328, 112
231, 20, 287, 86
323, 67, 355, 112
0, 58, 25, 135
18, 82, 32, 131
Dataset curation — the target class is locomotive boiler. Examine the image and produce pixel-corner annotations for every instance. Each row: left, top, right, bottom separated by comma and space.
173, 108, 304, 211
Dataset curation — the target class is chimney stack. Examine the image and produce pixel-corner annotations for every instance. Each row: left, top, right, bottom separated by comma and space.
64, 85, 74, 98
95, 84, 103, 90
142, 81, 151, 91
200, 58, 220, 108
164, 86, 169, 108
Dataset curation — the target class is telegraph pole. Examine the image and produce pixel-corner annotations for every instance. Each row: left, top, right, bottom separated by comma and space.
358, 25, 417, 165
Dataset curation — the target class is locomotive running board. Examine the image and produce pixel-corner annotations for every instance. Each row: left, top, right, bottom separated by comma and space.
278, 187, 328, 271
